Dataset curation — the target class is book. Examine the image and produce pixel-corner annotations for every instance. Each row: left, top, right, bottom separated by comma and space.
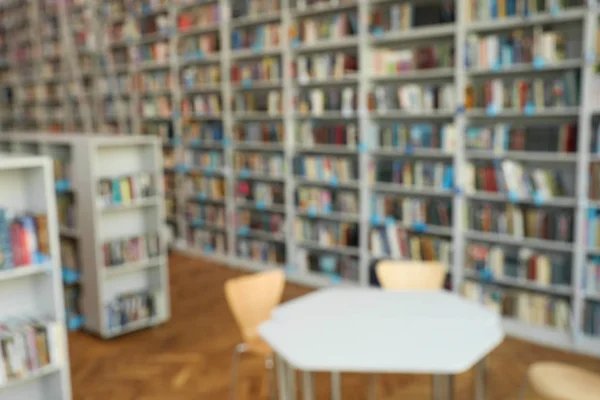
296, 219, 359, 249
97, 173, 156, 207
237, 237, 285, 265
102, 233, 161, 268
105, 290, 158, 331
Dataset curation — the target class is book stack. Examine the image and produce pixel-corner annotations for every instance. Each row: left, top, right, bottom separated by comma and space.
185, 175, 225, 200
182, 65, 221, 90
377, 123, 456, 151
184, 121, 224, 144
232, 57, 281, 85
64, 286, 81, 323
371, 44, 454, 77
143, 121, 174, 143
98, 74, 132, 96
585, 210, 600, 250
295, 155, 357, 183
465, 124, 577, 152
373, 160, 454, 189
586, 258, 600, 295
369, 226, 452, 263
138, 41, 170, 63
163, 149, 177, 170
180, 32, 220, 60
102, 233, 161, 268
134, 0, 169, 15
466, 0, 574, 22
236, 122, 284, 144
294, 53, 358, 82
57, 195, 76, 230
235, 91, 281, 115
53, 158, 71, 184
298, 87, 356, 115
588, 164, 600, 200
297, 188, 358, 215
140, 70, 173, 92
178, 2, 220, 31
296, 219, 359, 249
293, 12, 358, 45
184, 150, 223, 170
142, 96, 172, 118
232, 0, 280, 18
371, 195, 452, 229
584, 301, 600, 337
188, 228, 226, 254
236, 181, 285, 206
463, 281, 570, 329
370, 1, 454, 33
467, 202, 573, 242
238, 210, 285, 235
237, 239, 285, 265
296, 121, 357, 147
96, 173, 156, 207
296, 248, 359, 282
231, 23, 281, 51
0, 319, 62, 384
105, 290, 158, 331
234, 152, 284, 177
466, 243, 571, 286
186, 203, 225, 227
371, 84, 455, 113
0, 210, 49, 269
464, 160, 575, 199
61, 238, 78, 273
164, 173, 176, 194
182, 94, 222, 117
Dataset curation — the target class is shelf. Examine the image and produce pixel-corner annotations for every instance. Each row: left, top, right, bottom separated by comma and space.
98, 197, 160, 212
180, 54, 221, 66
230, 11, 281, 28
464, 231, 574, 253
296, 76, 358, 87
179, 24, 220, 37
0, 364, 62, 392
234, 142, 284, 151
371, 68, 455, 82
466, 192, 577, 208
294, 111, 358, 120
236, 172, 285, 182
585, 291, 600, 302
0, 263, 52, 283
468, 59, 583, 77
104, 257, 164, 279
236, 229, 285, 242
105, 316, 163, 339
466, 8, 586, 33
293, 37, 358, 53
137, 60, 171, 71
231, 47, 282, 60
296, 210, 360, 223
183, 84, 222, 94
291, 1, 358, 18
371, 110, 455, 120
295, 177, 360, 190
136, 32, 171, 45
233, 80, 282, 90
298, 240, 360, 257
186, 141, 224, 150
371, 219, 453, 236
466, 108, 580, 120
295, 144, 357, 155
502, 318, 572, 351
464, 270, 572, 296
371, 183, 453, 197
371, 24, 456, 44
465, 150, 578, 163
286, 271, 358, 288
371, 148, 453, 159
234, 112, 283, 121
236, 202, 286, 214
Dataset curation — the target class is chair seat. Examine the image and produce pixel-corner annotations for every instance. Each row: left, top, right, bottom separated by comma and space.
245, 337, 273, 356
527, 362, 600, 400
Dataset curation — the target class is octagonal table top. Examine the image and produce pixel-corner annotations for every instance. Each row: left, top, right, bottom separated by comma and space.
259, 288, 504, 374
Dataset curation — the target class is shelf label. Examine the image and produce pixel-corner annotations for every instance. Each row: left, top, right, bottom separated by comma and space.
370, 214, 382, 225
533, 56, 545, 69
319, 257, 336, 273
55, 180, 71, 193
412, 221, 427, 233
307, 206, 318, 218
239, 168, 251, 178
292, 39, 300, 48
329, 176, 339, 187
491, 60, 501, 72
330, 273, 342, 285
524, 102, 535, 116
223, 137, 232, 147
533, 191, 545, 206
62, 268, 80, 285
176, 164, 190, 174
196, 50, 205, 59
203, 245, 214, 254
256, 200, 266, 210
242, 79, 252, 88
508, 190, 519, 203
323, 203, 332, 214
385, 216, 396, 227
551, 5, 560, 17
237, 226, 250, 236
373, 28, 384, 38
456, 105, 465, 115
171, 136, 182, 146
478, 268, 494, 282
485, 103, 498, 116
358, 142, 368, 153
405, 145, 414, 155
172, 110, 181, 120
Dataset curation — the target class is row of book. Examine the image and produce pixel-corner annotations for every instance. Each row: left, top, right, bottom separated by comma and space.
182, 94, 221, 117
296, 220, 358, 248
232, 0, 280, 19
373, 161, 454, 190
96, 173, 156, 207
234, 152, 284, 177
65, 286, 81, 322
165, 197, 176, 221
180, 33, 220, 59
238, 211, 285, 235
298, 87, 355, 115
294, 53, 357, 82
136, 13, 169, 38
185, 122, 224, 144
183, 150, 223, 170
464, 161, 574, 199
60, 238, 78, 276
0, 211, 49, 269
186, 203, 225, 227
144, 121, 173, 143
465, 124, 577, 153
296, 248, 359, 282
465, 0, 576, 22
234, 91, 281, 114
371, 45, 454, 78
178, 3, 220, 31
292, 12, 357, 44
236, 181, 284, 205
182, 65, 221, 89
98, 74, 132, 95
142, 96, 172, 119
164, 149, 177, 170
371, 197, 452, 228
138, 41, 169, 63
185, 175, 225, 200
188, 228, 227, 254
371, 84, 455, 113
0, 319, 61, 383
102, 233, 161, 268
370, 2, 454, 33
467, 73, 580, 111
236, 122, 284, 144
140, 70, 173, 92
53, 159, 71, 183
237, 239, 286, 265
588, 165, 600, 200
370, 227, 452, 264
584, 301, 600, 337
294, 156, 357, 182
105, 290, 159, 332
468, 203, 574, 242
232, 58, 281, 85
586, 211, 600, 250
296, 122, 356, 147
297, 188, 358, 215
231, 24, 281, 51
466, 243, 571, 286
377, 123, 456, 151
462, 281, 570, 329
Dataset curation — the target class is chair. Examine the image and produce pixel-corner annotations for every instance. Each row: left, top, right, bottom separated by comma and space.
521, 362, 600, 400
225, 269, 285, 400
369, 260, 447, 399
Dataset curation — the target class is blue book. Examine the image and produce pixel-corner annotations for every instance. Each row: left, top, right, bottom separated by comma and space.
589, 210, 597, 249
0, 209, 12, 270
490, 0, 498, 18
442, 166, 454, 189
111, 179, 122, 204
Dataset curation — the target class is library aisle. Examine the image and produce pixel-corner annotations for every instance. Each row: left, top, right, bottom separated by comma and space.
68, 253, 600, 400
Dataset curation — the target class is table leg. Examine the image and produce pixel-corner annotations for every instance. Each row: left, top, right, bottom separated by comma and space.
286, 361, 297, 400
432, 375, 454, 400
275, 354, 288, 400
474, 357, 487, 400
331, 372, 341, 400
302, 371, 315, 400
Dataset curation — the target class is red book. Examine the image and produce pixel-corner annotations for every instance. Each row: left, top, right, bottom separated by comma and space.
178, 15, 193, 31
335, 125, 344, 145
527, 256, 537, 280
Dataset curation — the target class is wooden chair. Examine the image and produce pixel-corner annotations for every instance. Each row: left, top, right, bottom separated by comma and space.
225, 269, 285, 400
376, 260, 447, 290
521, 362, 600, 400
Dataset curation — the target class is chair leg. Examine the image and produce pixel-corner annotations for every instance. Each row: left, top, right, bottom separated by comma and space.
230, 343, 246, 400
368, 374, 377, 400
266, 355, 276, 400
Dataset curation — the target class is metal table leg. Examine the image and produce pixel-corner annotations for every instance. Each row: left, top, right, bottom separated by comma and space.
331, 372, 341, 400
474, 357, 487, 400
302, 371, 315, 400
432, 375, 455, 400
286, 360, 297, 400
276, 354, 289, 400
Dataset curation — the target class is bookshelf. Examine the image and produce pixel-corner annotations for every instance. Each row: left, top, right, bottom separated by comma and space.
0, 134, 170, 339
0, 155, 72, 400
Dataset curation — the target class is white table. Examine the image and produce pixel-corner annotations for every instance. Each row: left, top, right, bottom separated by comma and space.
259, 288, 505, 400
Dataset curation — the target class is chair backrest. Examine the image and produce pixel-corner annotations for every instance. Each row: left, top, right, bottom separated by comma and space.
225, 269, 285, 342
376, 260, 446, 290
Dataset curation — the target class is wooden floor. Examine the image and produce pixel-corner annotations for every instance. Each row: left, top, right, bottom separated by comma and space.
69, 253, 600, 400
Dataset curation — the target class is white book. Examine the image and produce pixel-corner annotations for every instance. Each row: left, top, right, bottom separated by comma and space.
490, 246, 504, 277
464, 162, 476, 194
492, 79, 503, 111
341, 87, 354, 116
513, 207, 525, 238
297, 56, 309, 83
441, 124, 456, 151
310, 89, 324, 115
554, 300, 570, 330
347, 124, 357, 147
414, 162, 424, 188
422, 87, 435, 111
493, 124, 507, 153
517, 292, 531, 322
375, 86, 388, 114
402, 199, 412, 225
487, 35, 499, 69
536, 255, 551, 285
371, 230, 384, 256
385, 224, 401, 259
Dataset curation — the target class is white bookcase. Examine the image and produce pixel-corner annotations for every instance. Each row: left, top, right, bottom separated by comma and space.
0, 134, 170, 339
0, 155, 71, 399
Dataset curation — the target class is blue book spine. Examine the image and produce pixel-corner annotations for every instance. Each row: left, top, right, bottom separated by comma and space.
0, 209, 12, 270
589, 209, 597, 248
490, 0, 498, 18
111, 179, 122, 203
443, 166, 454, 189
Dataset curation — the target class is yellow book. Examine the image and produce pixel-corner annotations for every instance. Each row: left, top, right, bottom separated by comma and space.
498, 0, 506, 17
120, 178, 132, 204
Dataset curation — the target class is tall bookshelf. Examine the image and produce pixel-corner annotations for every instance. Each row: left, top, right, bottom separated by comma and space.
0, 155, 72, 400
0, 134, 170, 339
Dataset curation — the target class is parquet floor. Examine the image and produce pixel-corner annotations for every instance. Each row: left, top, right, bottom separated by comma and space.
69, 253, 600, 399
